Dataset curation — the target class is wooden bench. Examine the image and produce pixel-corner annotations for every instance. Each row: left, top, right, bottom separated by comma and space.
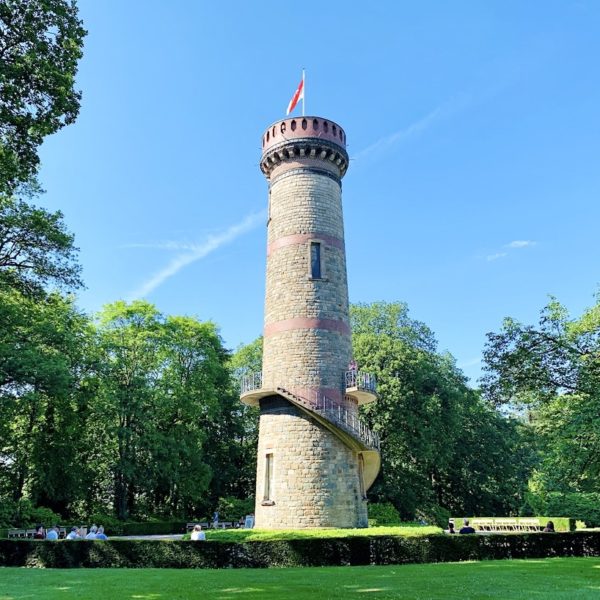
472, 519, 494, 531
8, 529, 26, 538
518, 518, 541, 532
8, 526, 68, 539
187, 522, 209, 531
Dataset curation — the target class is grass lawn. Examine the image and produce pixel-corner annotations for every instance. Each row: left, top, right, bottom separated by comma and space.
1, 557, 599, 599
183, 524, 442, 542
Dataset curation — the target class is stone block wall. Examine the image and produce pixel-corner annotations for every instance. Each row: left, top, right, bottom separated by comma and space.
253, 117, 369, 529
262, 170, 351, 400
255, 396, 368, 529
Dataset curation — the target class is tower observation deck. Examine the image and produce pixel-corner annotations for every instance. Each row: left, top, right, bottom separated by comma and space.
240, 116, 380, 529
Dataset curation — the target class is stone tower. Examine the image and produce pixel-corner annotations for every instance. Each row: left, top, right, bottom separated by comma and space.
241, 116, 380, 529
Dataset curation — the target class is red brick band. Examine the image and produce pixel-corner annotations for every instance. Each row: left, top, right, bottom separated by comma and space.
264, 318, 351, 337
267, 232, 344, 257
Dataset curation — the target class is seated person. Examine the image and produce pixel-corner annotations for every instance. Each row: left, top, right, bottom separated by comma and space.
33, 525, 45, 539
95, 526, 108, 540
190, 524, 206, 541
85, 525, 98, 539
447, 520, 456, 534
542, 520, 555, 532
66, 527, 81, 540
459, 518, 476, 534
45, 526, 59, 541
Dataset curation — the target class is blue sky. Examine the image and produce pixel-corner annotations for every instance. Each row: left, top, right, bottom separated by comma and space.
38, 1, 600, 383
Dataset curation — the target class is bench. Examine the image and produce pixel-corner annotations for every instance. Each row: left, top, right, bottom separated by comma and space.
517, 518, 541, 532
472, 519, 494, 531
8, 526, 68, 539
186, 522, 209, 532
459, 518, 543, 533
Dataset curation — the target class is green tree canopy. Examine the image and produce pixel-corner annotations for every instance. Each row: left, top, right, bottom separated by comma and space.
0, 0, 86, 193
353, 301, 533, 520
0, 286, 93, 515
482, 295, 600, 496
0, 195, 81, 293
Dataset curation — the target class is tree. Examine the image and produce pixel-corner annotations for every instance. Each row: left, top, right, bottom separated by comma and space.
353, 302, 533, 520
0, 195, 81, 293
226, 337, 263, 499
0, 0, 86, 194
93, 301, 240, 520
482, 295, 600, 495
0, 286, 93, 516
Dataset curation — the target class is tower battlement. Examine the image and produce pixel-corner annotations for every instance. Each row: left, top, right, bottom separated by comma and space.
260, 116, 349, 179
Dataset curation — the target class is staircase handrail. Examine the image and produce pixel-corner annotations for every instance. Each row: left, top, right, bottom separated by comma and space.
345, 370, 377, 393
280, 386, 380, 451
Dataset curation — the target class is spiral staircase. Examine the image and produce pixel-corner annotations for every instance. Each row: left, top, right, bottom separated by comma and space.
241, 371, 381, 491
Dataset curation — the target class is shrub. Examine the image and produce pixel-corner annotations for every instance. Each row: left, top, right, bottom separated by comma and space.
418, 505, 451, 528
121, 521, 187, 536
368, 502, 401, 526
0, 499, 63, 528
215, 497, 254, 523
1, 532, 600, 568
86, 513, 125, 536
544, 493, 600, 528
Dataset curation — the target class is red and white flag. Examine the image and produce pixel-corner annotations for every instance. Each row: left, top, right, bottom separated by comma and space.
286, 75, 304, 115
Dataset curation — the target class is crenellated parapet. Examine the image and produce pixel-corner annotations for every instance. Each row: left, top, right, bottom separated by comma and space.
260, 116, 349, 180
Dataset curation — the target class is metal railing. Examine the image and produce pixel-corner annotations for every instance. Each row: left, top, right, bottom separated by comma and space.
345, 370, 377, 393
238, 370, 380, 451
281, 387, 380, 451
240, 371, 262, 394
314, 394, 380, 450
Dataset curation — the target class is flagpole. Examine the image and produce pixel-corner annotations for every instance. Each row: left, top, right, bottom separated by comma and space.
302, 69, 305, 116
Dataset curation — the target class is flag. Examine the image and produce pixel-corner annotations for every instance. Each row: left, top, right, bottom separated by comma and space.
286, 77, 304, 115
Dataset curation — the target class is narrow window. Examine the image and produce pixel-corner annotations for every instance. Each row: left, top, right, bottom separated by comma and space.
267, 188, 272, 223
358, 454, 366, 499
310, 242, 322, 279
264, 453, 274, 501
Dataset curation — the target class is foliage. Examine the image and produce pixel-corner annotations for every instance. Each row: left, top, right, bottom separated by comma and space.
215, 497, 254, 523
0, 286, 93, 515
0, 295, 247, 525
351, 301, 437, 352
0, 498, 62, 528
353, 302, 535, 520
0, 0, 86, 194
93, 301, 233, 520
193, 524, 441, 543
525, 493, 600, 528
120, 521, 187, 536
482, 296, 600, 498
2, 533, 600, 570
225, 339, 263, 500
0, 196, 82, 293
367, 502, 401, 526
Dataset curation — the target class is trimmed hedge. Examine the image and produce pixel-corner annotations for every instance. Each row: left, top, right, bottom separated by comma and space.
1, 532, 600, 569
452, 517, 575, 532
121, 522, 187, 536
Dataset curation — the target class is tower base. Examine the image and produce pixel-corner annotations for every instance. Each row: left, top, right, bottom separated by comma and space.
254, 396, 368, 529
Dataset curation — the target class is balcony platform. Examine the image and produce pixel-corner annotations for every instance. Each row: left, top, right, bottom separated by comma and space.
240, 387, 275, 407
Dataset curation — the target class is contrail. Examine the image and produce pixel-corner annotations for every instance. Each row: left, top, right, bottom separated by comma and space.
352, 104, 446, 161
127, 210, 265, 299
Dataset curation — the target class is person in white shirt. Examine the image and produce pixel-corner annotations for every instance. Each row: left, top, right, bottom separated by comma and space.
95, 525, 108, 540
66, 527, 81, 540
46, 526, 59, 540
190, 524, 206, 541
85, 525, 98, 539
